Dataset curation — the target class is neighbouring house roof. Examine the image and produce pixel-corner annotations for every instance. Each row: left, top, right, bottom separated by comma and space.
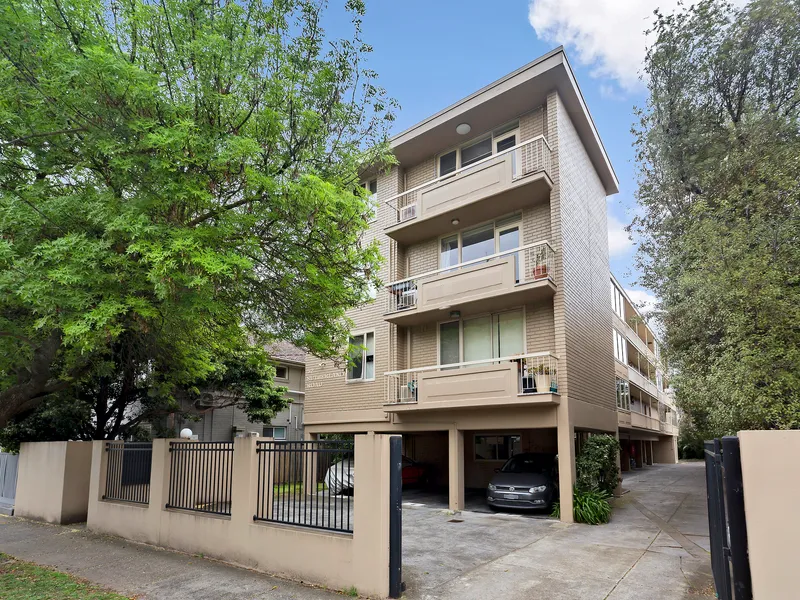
265, 341, 306, 366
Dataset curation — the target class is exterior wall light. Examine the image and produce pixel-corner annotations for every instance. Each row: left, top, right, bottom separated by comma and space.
456, 123, 471, 135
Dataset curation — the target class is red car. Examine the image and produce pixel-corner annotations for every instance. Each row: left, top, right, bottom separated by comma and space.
402, 456, 429, 487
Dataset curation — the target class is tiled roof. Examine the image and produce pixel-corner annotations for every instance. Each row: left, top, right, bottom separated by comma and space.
265, 340, 306, 364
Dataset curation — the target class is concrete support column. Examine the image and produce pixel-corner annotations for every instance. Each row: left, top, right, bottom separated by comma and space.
556, 411, 575, 523
635, 440, 643, 468
647, 441, 654, 465
448, 428, 464, 512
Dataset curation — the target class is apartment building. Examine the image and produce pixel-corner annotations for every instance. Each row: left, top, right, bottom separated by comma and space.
173, 342, 306, 441
611, 276, 679, 468
304, 47, 620, 520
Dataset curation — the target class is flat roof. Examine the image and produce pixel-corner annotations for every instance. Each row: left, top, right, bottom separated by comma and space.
390, 47, 619, 195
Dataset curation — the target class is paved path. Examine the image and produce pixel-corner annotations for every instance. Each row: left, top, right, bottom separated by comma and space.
0, 462, 712, 599
402, 461, 714, 599
0, 517, 338, 600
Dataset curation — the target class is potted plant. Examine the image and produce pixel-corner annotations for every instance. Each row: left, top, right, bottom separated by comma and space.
534, 363, 552, 393
532, 248, 549, 280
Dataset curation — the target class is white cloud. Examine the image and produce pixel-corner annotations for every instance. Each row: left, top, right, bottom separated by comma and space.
624, 288, 658, 314
528, 0, 749, 90
599, 83, 625, 101
607, 214, 632, 257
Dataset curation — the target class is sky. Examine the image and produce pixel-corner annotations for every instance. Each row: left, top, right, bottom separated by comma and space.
325, 0, 690, 310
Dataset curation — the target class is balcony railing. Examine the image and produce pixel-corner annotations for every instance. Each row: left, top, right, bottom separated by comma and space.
385, 241, 555, 315
385, 136, 552, 224
384, 352, 559, 405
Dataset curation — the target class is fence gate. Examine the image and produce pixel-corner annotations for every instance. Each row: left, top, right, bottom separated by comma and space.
704, 437, 752, 600
0, 452, 19, 513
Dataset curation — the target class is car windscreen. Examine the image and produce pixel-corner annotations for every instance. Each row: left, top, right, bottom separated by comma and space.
500, 455, 552, 474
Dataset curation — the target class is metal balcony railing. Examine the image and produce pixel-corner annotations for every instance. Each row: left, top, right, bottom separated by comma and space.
385, 241, 555, 314
385, 136, 552, 224
384, 352, 559, 405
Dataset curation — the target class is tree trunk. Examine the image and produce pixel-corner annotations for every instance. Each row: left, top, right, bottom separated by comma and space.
0, 331, 66, 428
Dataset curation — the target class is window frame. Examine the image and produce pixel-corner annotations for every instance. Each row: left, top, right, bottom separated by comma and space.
274, 365, 289, 381
362, 178, 378, 223
436, 307, 527, 366
613, 329, 628, 364
612, 284, 625, 320
473, 433, 522, 462
435, 120, 521, 177
437, 213, 522, 269
346, 329, 376, 383
616, 378, 631, 411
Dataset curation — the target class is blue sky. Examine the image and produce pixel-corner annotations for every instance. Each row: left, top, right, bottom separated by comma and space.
325, 0, 684, 308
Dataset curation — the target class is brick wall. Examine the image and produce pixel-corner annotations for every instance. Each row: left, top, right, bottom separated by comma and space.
553, 95, 616, 412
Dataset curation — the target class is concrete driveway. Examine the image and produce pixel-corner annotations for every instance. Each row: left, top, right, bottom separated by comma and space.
402, 461, 713, 599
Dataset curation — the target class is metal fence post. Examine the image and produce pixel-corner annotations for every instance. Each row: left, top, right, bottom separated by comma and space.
705, 439, 732, 600
721, 436, 752, 600
388, 435, 403, 599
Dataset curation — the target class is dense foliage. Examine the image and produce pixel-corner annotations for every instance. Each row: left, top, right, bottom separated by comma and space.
632, 0, 800, 438
551, 435, 619, 524
575, 434, 621, 495
0, 0, 396, 428
551, 489, 613, 525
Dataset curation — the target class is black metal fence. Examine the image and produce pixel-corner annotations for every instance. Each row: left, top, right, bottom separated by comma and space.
254, 440, 354, 533
704, 437, 752, 600
103, 442, 152, 504
166, 441, 234, 516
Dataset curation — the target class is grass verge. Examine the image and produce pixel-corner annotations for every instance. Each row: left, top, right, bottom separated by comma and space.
0, 552, 130, 599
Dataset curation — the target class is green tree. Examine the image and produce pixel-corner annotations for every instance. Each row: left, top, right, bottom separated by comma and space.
0, 0, 396, 427
632, 0, 800, 438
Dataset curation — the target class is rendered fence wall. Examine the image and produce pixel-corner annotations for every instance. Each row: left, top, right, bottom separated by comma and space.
87, 435, 392, 598
739, 430, 800, 600
15, 441, 92, 524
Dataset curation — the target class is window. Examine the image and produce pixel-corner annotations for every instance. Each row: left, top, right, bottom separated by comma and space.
275, 365, 288, 380
347, 331, 375, 381
263, 426, 287, 440
460, 137, 492, 167
439, 309, 524, 365
612, 284, 625, 320
474, 434, 521, 461
436, 121, 520, 176
439, 150, 457, 177
616, 378, 630, 411
362, 179, 378, 222
613, 329, 628, 364
438, 214, 522, 272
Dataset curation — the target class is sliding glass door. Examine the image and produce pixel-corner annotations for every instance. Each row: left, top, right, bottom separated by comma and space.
439, 309, 524, 367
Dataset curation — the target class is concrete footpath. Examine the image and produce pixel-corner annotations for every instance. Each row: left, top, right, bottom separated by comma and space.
0, 516, 340, 599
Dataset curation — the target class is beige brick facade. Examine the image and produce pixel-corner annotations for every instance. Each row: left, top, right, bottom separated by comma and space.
302, 49, 631, 519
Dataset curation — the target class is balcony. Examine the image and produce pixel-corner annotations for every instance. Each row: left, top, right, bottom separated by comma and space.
630, 411, 660, 432
383, 352, 559, 412
660, 421, 676, 435
384, 241, 556, 327
384, 137, 553, 245
628, 365, 658, 398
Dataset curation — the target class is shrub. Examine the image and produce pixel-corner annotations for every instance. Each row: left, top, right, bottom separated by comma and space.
576, 434, 621, 495
550, 488, 612, 525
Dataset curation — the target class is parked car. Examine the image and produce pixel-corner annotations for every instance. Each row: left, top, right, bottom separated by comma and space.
324, 458, 354, 495
324, 455, 429, 494
486, 453, 558, 511
401, 456, 429, 487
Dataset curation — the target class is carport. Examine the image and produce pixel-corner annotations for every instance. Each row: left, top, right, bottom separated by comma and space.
400, 428, 558, 515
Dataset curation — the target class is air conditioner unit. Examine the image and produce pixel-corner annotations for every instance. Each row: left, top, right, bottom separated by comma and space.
399, 204, 417, 222
248, 431, 260, 438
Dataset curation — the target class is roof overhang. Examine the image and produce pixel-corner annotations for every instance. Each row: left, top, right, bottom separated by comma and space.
390, 47, 619, 195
